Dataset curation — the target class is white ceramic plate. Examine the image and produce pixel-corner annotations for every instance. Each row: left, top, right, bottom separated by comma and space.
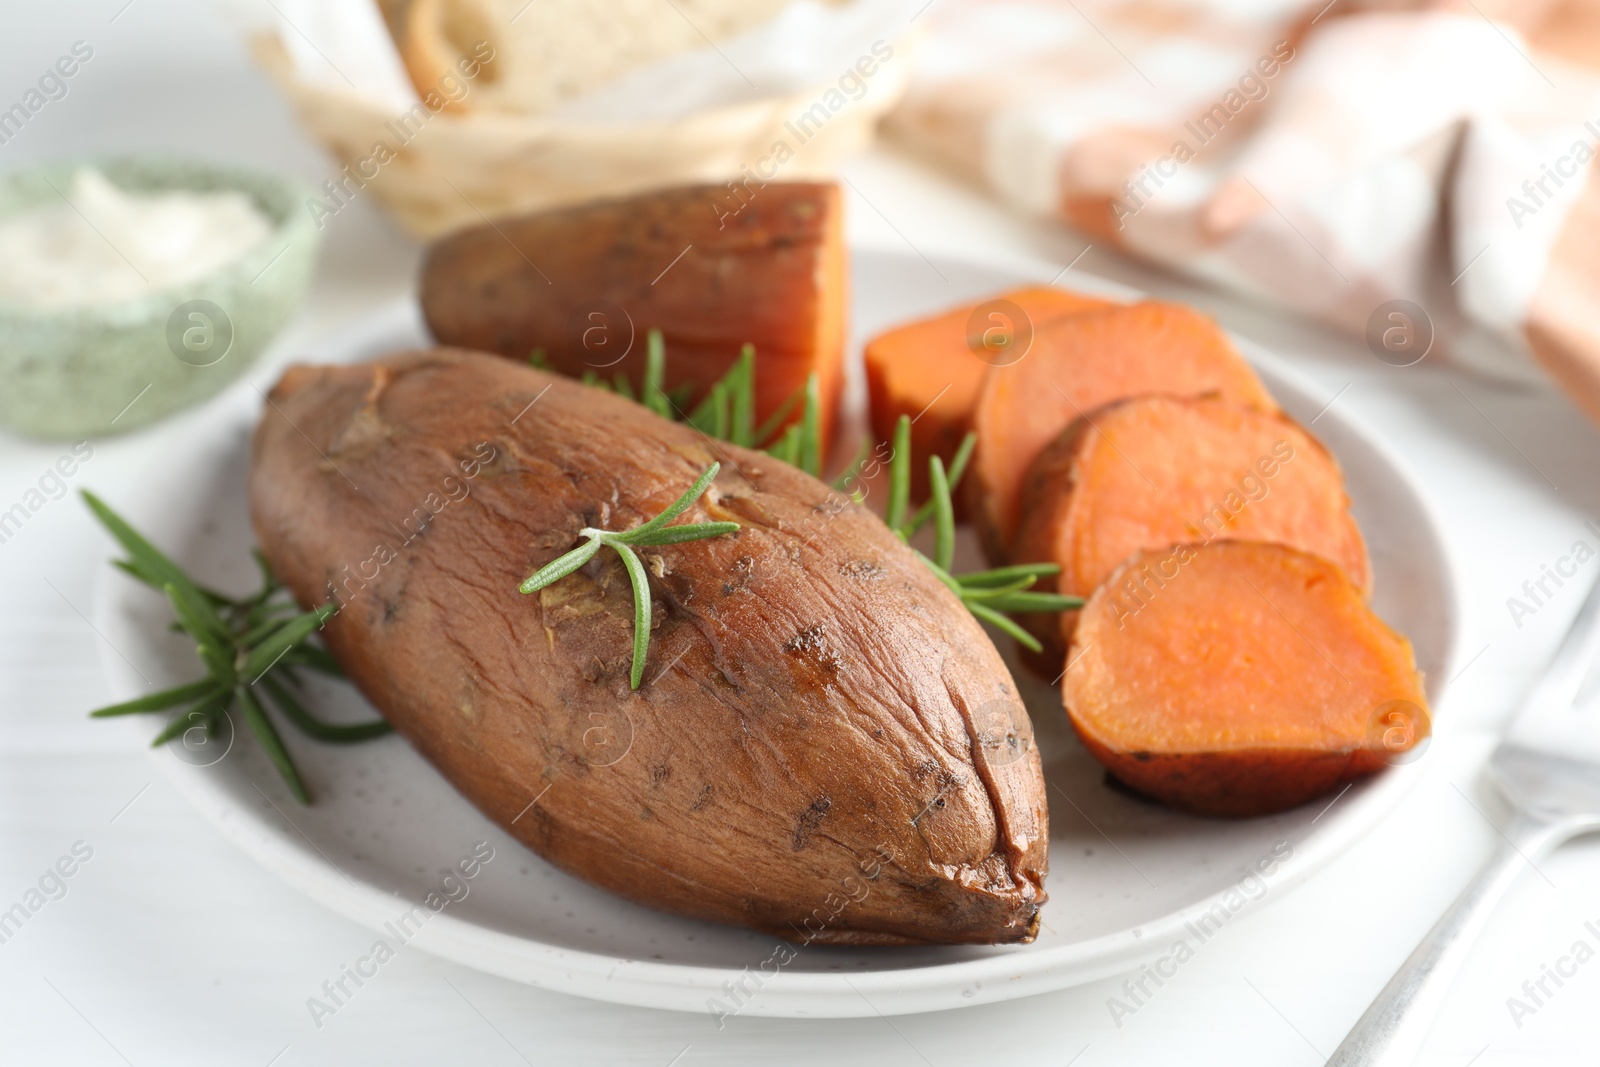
93, 250, 1459, 1018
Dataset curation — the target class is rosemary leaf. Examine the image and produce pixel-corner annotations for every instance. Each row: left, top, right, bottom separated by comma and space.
237, 685, 310, 804
614, 542, 653, 690
688, 381, 729, 439
800, 374, 821, 478
611, 463, 722, 543
731, 344, 755, 447
626, 521, 741, 546
163, 584, 233, 683
956, 562, 1061, 587
711, 382, 730, 441
643, 329, 669, 418
238, 615, 295, 650
954, 575, 1039, 601
966, 601, 1043, 653
916, 551, 963, 595
241, 604, 336, 683
776, 424, 802, 467
278, 644, 345, 678
754, 388, 803, 447
519, 536, 603, 594
929, 455, 955, 572
149, 694, 224, 749
113, 558, 237, 608
886, 415, 911, 536
978, 592, 1085, 613
85, 492, 228, 629
261, 674, 391, 743
908, 431, 977, 537
830, 439, 872, 492
91, 678, 220, 718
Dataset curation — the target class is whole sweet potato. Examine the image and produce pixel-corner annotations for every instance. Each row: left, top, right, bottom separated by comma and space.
249, 349, 1047, 945
419, 182, 847, 453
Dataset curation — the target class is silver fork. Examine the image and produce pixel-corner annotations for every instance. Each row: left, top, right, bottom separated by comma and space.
1328, 573, 1600, 1065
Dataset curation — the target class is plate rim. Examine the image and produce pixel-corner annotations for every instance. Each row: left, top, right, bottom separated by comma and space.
92, 251, 1461, 1017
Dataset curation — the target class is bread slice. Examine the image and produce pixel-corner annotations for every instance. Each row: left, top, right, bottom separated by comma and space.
377, 0, 800, 115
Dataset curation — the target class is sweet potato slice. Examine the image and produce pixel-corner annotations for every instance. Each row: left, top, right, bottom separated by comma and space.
1012, 395, 1370, 663
864, 286, 1113, 501
420, 181, 847, 454
1062, 541, 1428, 817
969, 301, 1277, 560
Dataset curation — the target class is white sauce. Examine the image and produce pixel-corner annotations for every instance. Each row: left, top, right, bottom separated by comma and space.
0, 168, 272, 310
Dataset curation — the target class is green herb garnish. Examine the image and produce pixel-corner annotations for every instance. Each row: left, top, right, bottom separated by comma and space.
517, 464, 739, 690
575, 333, 1083, 653
83, 491, 389, 804
880, 416, 1083, 653
596, 329, 828, 478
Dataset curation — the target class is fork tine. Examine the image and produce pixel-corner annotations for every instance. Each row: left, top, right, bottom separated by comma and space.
1521, 572, 1600, 718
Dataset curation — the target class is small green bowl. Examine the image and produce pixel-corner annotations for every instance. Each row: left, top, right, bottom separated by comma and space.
0, 158, 321, 439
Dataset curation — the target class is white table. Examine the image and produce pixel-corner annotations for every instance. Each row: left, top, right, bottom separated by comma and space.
4, 3, 1599, 1064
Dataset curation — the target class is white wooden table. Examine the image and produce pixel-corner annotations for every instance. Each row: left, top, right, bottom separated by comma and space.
3, 3, 1599, 1064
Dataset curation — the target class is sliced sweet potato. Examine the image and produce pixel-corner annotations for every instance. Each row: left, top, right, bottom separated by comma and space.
1012, 395, 1370, 663
864, 286, 1113, 501
1062, 541, 1428, 817
969, 302, 1277, 560
420, 181, 847, 455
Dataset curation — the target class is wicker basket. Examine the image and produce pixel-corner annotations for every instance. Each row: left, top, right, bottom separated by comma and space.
253, 32, 913, 239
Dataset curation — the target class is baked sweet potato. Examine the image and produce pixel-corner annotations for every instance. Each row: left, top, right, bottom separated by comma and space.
864, 286, 1113, 502
1012, 395, 1369, 664
249, 348, 1046, 944
969, 301, 1277, 560
419, 182, 847, 455
1062, 541, 1428, 817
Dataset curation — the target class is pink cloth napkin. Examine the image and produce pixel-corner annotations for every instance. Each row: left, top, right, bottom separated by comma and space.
888, 0, 1600, 422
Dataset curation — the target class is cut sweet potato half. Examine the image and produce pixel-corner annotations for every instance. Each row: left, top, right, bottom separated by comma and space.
420, 181, 847, 457
969, 301, 1277, 560
1062, 541, 1428, 817
1012, 395, 1370, 664
864, 286, 1113, 501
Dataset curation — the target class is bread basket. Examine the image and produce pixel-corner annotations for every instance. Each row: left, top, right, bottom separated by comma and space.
252, 26, 913, 240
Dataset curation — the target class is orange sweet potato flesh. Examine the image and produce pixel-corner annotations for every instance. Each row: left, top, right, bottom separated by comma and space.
419, 182, 847, 455
864, 286, 1113, 501
969, 302, 1277, 561
1012, 395, 1370, 664
1062, 541, 1429, 817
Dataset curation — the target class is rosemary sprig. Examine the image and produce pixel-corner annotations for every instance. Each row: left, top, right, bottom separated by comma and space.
582, 329, 828, 478
517, 464, 739, 689
880, 417, 1084, 653
82, 491, 390, 804
566, 331, 1082, 651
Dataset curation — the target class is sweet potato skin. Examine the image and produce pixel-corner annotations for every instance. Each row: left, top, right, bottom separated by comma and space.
1011, 395, 1370, 665
249, 349, 1046, 945
864, 286, 1112, 502
969, 301, 1277, 561
419, 182, 847, 453
1062, 541, 1428, 817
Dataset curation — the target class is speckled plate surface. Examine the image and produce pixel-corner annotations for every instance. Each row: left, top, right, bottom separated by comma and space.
92, 250, 1458, 1018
